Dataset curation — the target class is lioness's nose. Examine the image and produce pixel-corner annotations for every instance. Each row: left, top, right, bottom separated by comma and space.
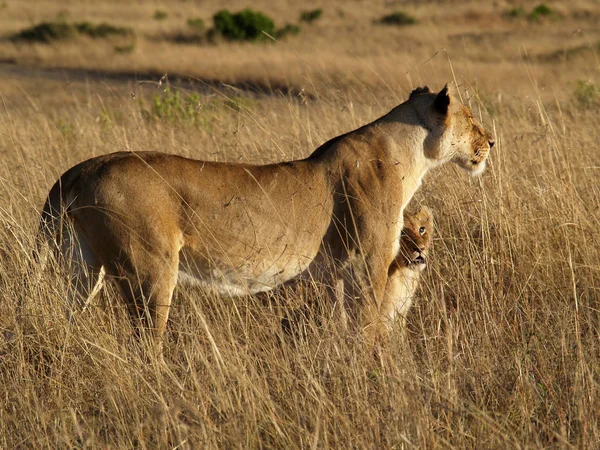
488, 139, 495, 148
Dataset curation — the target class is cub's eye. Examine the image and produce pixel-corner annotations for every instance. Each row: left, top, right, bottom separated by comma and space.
419, 226, 426, 236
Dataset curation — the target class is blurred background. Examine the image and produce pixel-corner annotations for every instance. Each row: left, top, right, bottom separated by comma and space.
2, 1, 599, 101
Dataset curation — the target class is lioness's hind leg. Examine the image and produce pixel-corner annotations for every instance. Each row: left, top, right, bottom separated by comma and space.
105, 251, 179, 356
324, 276, 349, 330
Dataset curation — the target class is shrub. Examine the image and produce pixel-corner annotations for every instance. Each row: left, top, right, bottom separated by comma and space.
212, 10, 236, 39
13, 22, 77, 42
300, 8, 322, 23
213, 9, 276, 41
186, 17, 205, 31
276, 23, 301, 39
504, 4, 559, 22
528, 3, 554, 21
75, 22, 132, 38
114, 41, 135, 54
504, 7, 526, 19
377, 11, 417, 26
140, 88, 255, 127
574, 80, 600, 108
12, 21, 133, 42
144, 88, 203, 124
153, 10, 168, 21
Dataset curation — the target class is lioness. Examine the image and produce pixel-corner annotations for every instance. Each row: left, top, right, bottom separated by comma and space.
38, 84, 494, 352
380, 206, 433, 331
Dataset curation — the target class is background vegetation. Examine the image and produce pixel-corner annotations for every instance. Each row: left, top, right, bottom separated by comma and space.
1, 0, 599, 448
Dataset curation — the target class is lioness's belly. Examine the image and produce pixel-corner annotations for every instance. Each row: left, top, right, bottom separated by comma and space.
177, 248, 314, 296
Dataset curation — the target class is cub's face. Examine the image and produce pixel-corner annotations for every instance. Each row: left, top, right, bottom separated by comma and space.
398, 206, 434, 271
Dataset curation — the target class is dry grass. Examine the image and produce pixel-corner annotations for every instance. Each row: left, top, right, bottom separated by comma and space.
1, 0, 600, 448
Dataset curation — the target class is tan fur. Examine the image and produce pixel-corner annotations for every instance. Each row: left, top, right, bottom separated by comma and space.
37, 85, 494, 353
380, 206, 434, 331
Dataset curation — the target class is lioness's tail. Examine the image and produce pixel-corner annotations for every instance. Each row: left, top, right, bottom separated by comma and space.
35, 167, 80, 266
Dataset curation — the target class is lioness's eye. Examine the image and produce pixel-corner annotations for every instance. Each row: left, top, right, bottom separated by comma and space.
419, 227, 426, 235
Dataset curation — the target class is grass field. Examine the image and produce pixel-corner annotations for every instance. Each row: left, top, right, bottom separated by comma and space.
1, 0, 600, 448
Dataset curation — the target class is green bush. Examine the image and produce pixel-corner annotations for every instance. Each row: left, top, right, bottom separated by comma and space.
140, 88, 255, 128
276, 23, 301, 39
574, 80, 600, 108
114, 41, 135, 54
212, 10, 236, 39
504, 7, 526, 18
504, 4, 559, 22
528, 3, 554, 21
213, 9, 276, 41
13, 21, 133, 42
143, 88, 203, 125
153, 10, 168, 21
186, 17, 205, 31
13, 22, 77, 42
75, 22, 132, 38
377, 11, 417, 26
300, 9, 322, 23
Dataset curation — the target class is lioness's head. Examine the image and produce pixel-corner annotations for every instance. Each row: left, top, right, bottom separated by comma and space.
409, 85, 495, 176
398, 206, 433, 271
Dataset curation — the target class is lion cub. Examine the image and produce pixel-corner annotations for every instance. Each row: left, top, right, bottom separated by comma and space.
381, 206, 434, 330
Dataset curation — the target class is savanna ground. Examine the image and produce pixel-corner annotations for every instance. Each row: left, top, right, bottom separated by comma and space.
1, 0, 600, 448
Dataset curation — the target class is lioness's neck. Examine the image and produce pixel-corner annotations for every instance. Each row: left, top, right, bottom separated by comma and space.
307, 105, 444, 208
367, 118, 438, 207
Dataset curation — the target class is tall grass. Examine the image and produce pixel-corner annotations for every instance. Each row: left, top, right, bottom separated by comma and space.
1, 3, 600, 444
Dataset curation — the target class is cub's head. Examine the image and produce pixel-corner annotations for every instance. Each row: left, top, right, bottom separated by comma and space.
408, 84, 495, 176
398, 206, 434, 271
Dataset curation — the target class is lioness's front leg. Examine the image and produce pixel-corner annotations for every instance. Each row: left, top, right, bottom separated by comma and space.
338, 252, 393, 343
360, 257, 392, 343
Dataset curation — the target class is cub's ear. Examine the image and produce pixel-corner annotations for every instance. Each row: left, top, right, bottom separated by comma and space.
433, 84, 451, 115
409, 86, 431, 99
418, 205, 433, 221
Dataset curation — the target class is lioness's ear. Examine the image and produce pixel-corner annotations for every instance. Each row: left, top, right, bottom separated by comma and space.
409, 86, 431, 99
433, 84, 450, 115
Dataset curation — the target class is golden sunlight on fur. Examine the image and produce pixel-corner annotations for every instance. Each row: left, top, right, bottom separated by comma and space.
37, 85, 493, 352
381, 206, 434, 330
3, 1, 600, 444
